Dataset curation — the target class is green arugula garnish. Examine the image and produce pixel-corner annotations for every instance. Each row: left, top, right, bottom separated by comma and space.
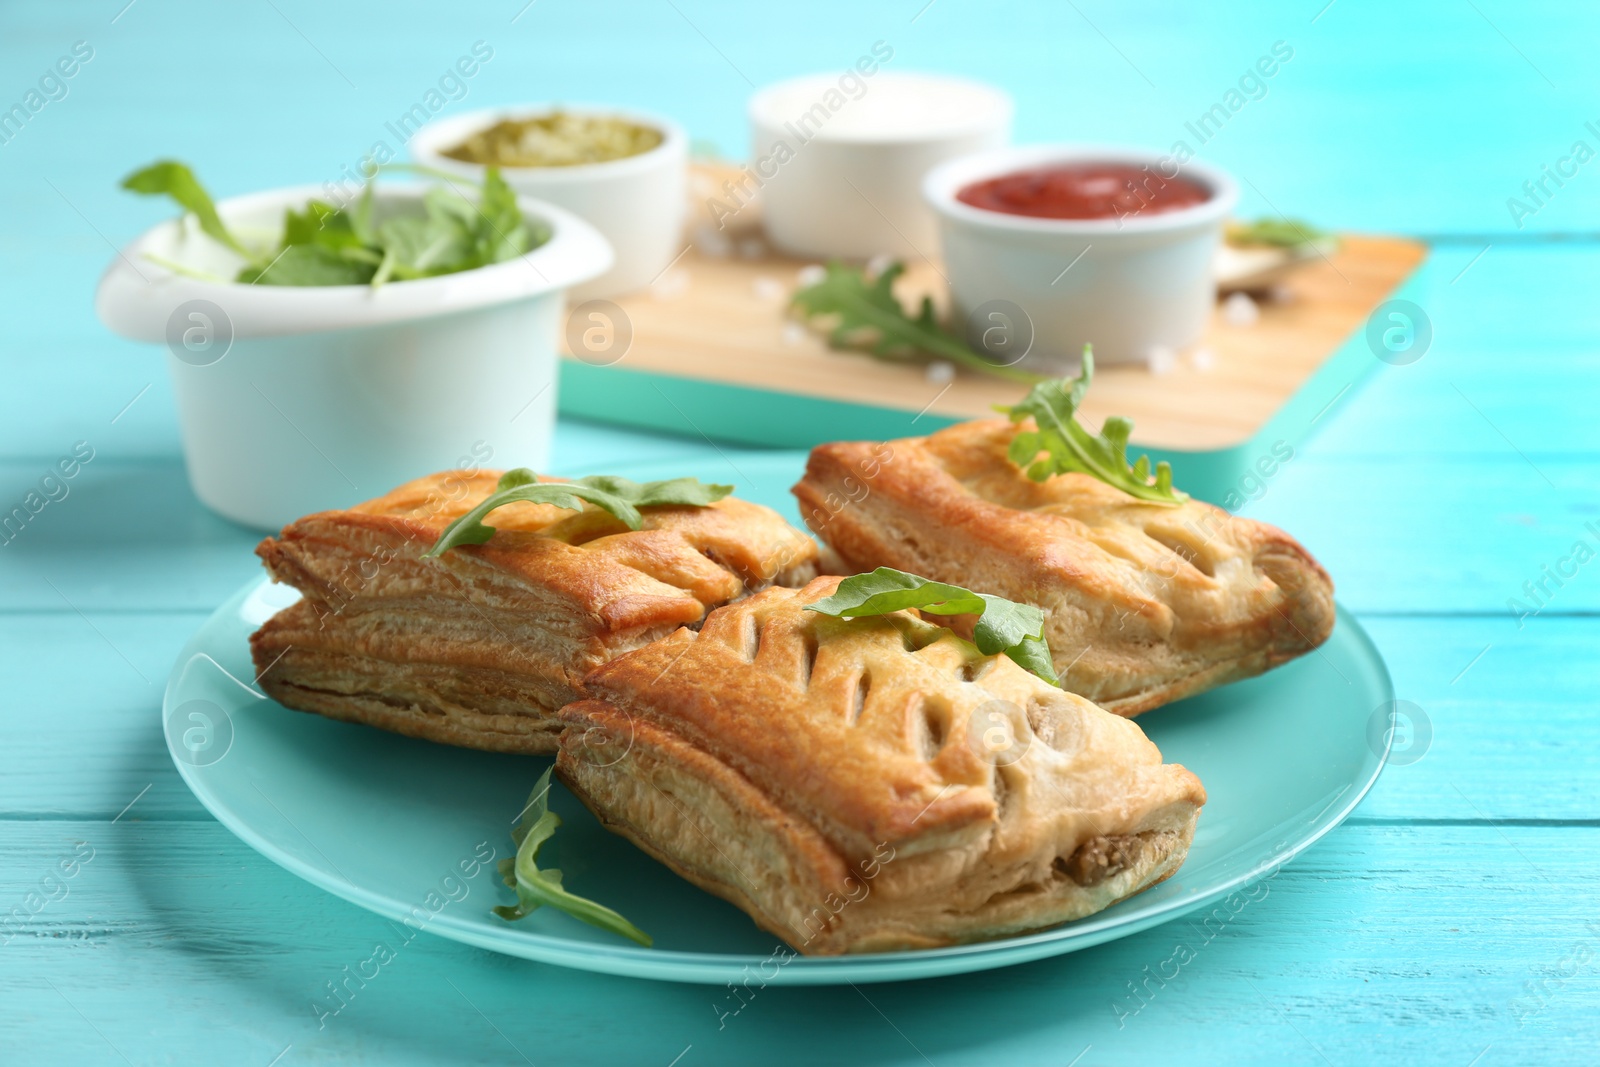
806, 567, 1058, 685
120, 159, 548, 288
121, 160, 253, 258
424, 469, 733, 557
1226, 217, 1336, 251
790, 261, 1044, 384
996, 349, 1187, 506
493, 767, 652, 946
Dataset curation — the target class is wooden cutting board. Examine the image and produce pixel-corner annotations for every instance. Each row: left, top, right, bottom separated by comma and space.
558, 163, 1427, 458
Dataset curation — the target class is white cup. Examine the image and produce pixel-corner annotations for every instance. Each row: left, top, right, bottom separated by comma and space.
749, 72, 1011, 260
409, 106, 687, 299
924, 145, 1238, 369
95, 184, 611, 529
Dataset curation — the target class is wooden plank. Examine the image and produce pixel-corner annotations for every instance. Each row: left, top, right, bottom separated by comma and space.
1353, 615, 1600, 822
0, 613, 200, 820
1296, 240, 1600, 460
1242, 453, 1600, 616
2, 820, 1594, 1065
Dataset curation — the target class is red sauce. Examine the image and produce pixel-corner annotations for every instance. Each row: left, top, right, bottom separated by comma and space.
956, 163, 1210, 221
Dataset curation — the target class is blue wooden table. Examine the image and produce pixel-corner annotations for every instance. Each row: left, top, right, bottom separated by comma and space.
3, 1, 1595, 1063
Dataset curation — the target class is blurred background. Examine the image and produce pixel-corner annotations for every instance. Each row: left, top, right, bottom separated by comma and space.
5, 0, 1590, 462
3, 3, 1594, 1065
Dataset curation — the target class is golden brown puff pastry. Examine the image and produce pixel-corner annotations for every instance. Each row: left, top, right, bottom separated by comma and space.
792, 420, 1335, 717
250, 468, 819, 753
556, 576, 1205, 955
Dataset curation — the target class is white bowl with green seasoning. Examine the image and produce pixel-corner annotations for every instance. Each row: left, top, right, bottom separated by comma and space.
409, 106, 688, 299
95, 182, 611, 529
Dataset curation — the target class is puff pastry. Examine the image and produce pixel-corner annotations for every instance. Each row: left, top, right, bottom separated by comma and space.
250, 469, 818, 753
557, 577, 1205, 955
793, 420, 1335, 716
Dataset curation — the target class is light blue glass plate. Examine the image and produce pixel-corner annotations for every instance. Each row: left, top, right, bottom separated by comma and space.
163, 452, 1391, 986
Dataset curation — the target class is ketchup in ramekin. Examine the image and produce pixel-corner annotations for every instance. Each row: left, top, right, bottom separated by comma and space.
955, 163, 1209, 221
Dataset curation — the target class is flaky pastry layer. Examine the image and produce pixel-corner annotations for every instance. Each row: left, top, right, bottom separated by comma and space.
793, 420, 1335, 715
251, 468, 818, 752
557, 577, 1205, 954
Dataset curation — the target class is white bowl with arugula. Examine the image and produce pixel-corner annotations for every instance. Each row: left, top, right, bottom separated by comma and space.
95, 161, 612, 529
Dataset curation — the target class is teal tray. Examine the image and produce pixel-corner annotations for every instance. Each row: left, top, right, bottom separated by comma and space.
558, 246, 1429, 506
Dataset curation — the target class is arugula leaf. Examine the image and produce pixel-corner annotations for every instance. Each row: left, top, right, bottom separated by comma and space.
1226, 217, 1336, 251
239, 243, 376, 286
385, 164, 545, 274
997, 628, 1058, 685
791, 261, 1044, 384
373, 210, 473, 283
493, 767, 652, 946
995, 349, 1188, 506
808, 572, 984, 618
138, 254, 226, 282
350, 180, 377, 245
120, 159, 547, 289
281, 200, 366, 253
121, 160, 252, 257
574, 474, 735, 509
424, 469, 734, 557
469, 166, 541, 264
425, 481, 646, 555
422, 183, 482, 229
806, 567, 1059, 685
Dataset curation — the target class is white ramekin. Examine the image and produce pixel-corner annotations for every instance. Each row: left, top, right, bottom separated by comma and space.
95, 184, 612, 530
408, 106, 686, 299
749, 72, 1011, 260
924, 145, 1239, 369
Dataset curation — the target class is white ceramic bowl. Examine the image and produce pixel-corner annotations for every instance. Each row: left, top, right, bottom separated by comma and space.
924, 145, 1239, 369
95, 183, 612, 529
409, 106, 686, 299
749, 72, 1011, 260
